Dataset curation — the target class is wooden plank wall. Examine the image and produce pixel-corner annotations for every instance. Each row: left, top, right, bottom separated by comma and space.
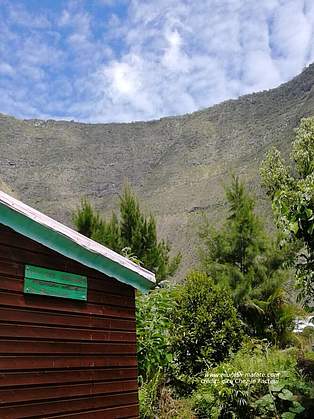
0, 224, 139, 418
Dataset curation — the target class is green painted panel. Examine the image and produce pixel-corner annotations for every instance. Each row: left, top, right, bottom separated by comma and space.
24, 265, 87, 301
24, 278, 87, 301
25, 265, 87, 287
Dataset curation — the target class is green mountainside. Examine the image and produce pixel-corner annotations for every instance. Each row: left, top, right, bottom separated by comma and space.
1, 64, 314, 277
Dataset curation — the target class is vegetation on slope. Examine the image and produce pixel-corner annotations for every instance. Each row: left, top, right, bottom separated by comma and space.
72, 115, 314, 419
134, 171, 313, 418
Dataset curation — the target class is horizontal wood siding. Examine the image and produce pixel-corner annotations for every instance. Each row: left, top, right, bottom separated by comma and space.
0, 225, 139, 418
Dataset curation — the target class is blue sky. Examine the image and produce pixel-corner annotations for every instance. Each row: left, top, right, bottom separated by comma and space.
0, 0, 314, 123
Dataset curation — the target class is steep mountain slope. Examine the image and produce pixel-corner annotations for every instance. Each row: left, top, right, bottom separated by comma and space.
1, 64, 314, 277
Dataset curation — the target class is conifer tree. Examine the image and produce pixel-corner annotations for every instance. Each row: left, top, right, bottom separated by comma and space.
72, 198, 100, 238
72, 184, 181, 284
199, 176, 297, 345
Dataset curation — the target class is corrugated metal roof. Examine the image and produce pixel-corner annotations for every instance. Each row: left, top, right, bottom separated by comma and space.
0, 191, 155, 292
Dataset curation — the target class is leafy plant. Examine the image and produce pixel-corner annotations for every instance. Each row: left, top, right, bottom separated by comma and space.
260, 117, 314, 302
192, 341, 312, 418
169, 271, 243, 394
158, 387, 195, 419
140, 380, 195, 419
136, 287, 174, 384
139, 369, 164, 419
252, 376, 307, 418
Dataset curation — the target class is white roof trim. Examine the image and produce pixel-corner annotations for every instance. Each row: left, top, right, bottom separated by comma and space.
0, 191, 156, 286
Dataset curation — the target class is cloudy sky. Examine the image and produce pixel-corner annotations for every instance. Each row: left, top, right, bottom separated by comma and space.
0, 0, 314, 123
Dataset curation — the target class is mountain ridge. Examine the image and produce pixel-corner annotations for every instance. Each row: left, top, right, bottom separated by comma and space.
1, 64, 314, 277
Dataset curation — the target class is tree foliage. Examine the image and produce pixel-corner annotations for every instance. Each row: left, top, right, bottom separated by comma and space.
169, 271, 243, 386
136, 288, 174, 384
260, 117, 314, 301
72, 198, 100, 239
72, 184, 181, 283
199, 176, 297, 345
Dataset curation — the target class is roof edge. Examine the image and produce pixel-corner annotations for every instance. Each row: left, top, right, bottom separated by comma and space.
0, 199, 155, 293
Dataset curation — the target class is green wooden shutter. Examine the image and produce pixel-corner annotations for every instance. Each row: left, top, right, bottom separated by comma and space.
24, 265, 87, 301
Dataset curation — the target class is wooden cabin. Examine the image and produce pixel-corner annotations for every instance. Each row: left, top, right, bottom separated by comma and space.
0, 191, 155, 418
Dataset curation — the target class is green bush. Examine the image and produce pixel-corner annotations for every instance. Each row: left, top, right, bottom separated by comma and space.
136, 287, 174, 384
169, 272, 243, 393
158, 387, 195, 419
192, 340, 313, 418
139, 370, 164, 419
139, 379, 195, 419
260, 117, 314, 302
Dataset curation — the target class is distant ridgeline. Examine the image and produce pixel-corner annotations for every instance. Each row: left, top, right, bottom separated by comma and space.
1, 63, 314, 277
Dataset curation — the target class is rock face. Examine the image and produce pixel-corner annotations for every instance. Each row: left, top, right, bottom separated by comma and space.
1, 64, 314, 277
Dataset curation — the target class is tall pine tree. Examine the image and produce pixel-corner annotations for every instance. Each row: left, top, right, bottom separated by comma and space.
199, 176, 297, 345
72, 184, 181, 284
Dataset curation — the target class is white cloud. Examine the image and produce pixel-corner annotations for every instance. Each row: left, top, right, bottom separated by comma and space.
1, 0, 314, 122
162, 29, 189, 72
0, 62, 15, 76
106, 60, 140, 96
7, 3, 51, 29
59, 9, 91, 36
272, 0, 314, 78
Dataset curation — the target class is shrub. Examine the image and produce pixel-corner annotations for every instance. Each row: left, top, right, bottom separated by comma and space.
136, 287, 174, 384
139, 380, 195, 419
169, 271, 243, 392
260, 117, 314, 301
158, 387, 195, 419
192, 340, 313, 418
139, 370, 164, 419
